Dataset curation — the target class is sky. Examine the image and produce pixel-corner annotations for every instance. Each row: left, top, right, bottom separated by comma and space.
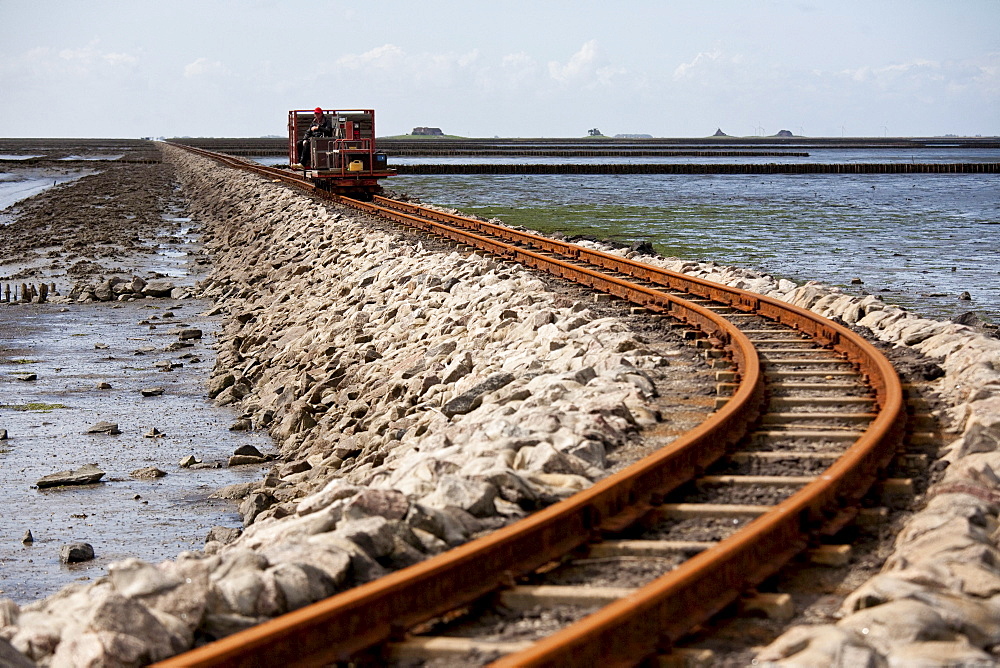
1, 0, 998, 139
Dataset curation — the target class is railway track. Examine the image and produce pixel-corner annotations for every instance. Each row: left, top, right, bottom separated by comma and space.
157, 143, 907, 666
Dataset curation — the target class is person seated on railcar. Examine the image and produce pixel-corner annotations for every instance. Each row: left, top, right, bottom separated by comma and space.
296, 107, 333, 167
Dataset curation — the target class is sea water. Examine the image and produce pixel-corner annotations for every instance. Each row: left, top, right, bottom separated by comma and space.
392, 168, 1000, 324
248, 148, 1000, 323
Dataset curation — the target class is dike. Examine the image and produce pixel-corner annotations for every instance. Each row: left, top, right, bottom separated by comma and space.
594, 246, 1000, 666
0, 146, 711, 665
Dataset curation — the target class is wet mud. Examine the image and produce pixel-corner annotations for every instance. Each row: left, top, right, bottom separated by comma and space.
0, 141, 273, 604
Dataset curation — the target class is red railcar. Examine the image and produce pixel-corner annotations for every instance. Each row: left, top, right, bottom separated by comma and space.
288, 108, 394, 197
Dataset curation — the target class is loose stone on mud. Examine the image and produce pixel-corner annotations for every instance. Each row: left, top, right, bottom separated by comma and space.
130, 466, 167, 479
142, 279, 176, 297
233, 444, 263, 458
229, 418, 252, 432
58, 543, 94, 563
228, 454, 268, 466
85, 421, 120, 435
36, 463, 105, 488
229, 443, 267, 466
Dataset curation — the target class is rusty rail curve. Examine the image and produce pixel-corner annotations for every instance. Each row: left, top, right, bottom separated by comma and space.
157, 142, 906, 666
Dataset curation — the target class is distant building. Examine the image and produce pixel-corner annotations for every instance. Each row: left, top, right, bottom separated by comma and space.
412, 127, 444, 136
588, 128, 604, 137
713, 128, 728, 137
615, 134, 653, 139
775, 129, 794, 137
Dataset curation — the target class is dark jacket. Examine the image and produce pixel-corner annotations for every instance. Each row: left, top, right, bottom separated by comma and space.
306, 113, 333, 138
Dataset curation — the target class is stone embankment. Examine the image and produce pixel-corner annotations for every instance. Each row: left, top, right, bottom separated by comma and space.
0, 147, 710, 665
602, 251, 1000, 666
3, 143, 998, 666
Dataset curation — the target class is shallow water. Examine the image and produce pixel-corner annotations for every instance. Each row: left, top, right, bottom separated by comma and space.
255, 148, 1000, 167
143, 216, 203, 279
0, 170, 91, 213
0, 301, 272, 604
252, 149, 1000, 322
391, 170, 1000, 323
57, 154, 124, 161
0, 184, 274, 605
385, 148, 1000, 166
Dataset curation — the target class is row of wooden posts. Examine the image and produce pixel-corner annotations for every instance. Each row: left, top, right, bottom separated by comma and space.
394, 162, 1000, 175
2, 283, 57, 303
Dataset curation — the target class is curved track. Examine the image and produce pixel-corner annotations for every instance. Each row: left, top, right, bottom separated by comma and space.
156, 143, 906, 667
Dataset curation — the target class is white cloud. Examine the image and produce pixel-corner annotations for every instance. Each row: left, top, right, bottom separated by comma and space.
974, 53, 1000, 94
50, 41, 139, 75
457, 50, 479, 68
545, 40, 624, 90
672, 49, 748, 82
548, 40, 598, 83
673, 50, 722, 80
335, 44, 407, 70
467, 51, 539, 93
103, 52, 138, 67
330, 43, 482, 90
183, 57, 230, 78
839, 59, 940, 83
832, 56, 998, 100
502, 52, 534, 69
595, 65, 626, 86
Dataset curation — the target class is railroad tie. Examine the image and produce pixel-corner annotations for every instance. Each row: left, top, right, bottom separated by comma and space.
156, 142, 909, 668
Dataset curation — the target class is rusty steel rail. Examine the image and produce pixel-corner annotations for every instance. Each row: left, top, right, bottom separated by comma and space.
157, 143, 905, 667
369, 196, 900, 406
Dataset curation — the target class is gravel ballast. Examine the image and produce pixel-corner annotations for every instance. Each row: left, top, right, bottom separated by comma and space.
602, 251, 1000, 666
0, 145, 714, 665
2, 143, 998, 666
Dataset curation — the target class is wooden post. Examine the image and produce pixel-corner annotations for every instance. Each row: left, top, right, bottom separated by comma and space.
39, 283, 48, 303
20, 283, 29, 302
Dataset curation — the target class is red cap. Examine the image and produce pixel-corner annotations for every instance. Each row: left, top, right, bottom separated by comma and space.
314, 107, 323, 114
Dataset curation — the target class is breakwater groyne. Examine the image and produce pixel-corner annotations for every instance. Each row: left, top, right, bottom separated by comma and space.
394, 162, 1000, 175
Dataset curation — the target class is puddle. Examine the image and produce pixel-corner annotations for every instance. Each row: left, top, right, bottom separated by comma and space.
0, 208, 209, 289
0, 299, 273, 604
0, 171, 92, 213
139, 215, 204, 279
0, 166, 276, 605
57, 155, 125, 162
252, 156, 288, 167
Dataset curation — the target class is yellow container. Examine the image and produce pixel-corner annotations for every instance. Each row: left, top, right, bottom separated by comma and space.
348, 160, 364, 172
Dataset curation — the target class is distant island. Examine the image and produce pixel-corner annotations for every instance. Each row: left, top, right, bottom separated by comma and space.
713, 128, 796, 137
